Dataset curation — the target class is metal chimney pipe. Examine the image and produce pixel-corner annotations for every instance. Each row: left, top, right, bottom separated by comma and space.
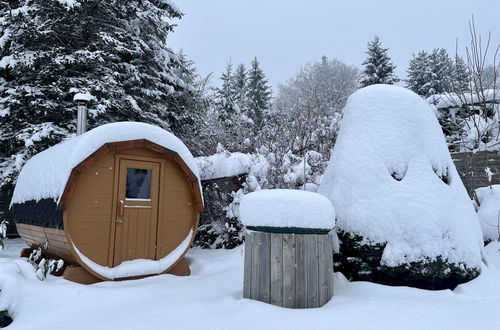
76, 101, 87, 135
73, 93, 92, 135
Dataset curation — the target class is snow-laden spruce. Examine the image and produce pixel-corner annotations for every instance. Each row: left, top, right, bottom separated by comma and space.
240, 189, 335, 230
319, 84, 484, 289
476, 185, 500, 243
11, 122, 199, 205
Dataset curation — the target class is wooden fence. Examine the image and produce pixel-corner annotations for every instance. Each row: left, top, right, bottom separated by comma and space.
452, 150, 500, 198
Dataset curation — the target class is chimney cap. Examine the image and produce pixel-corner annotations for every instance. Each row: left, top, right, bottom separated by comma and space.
73, 92, 94, 102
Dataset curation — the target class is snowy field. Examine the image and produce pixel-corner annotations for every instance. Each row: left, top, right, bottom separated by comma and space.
1, 239, 500, 330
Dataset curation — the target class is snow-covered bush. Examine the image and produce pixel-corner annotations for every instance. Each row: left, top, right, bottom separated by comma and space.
194, 147, 269, 249
0, 220, 7, 252
27, 242, 64, 281
476, 185, 500, 243
319, 84, 484, 290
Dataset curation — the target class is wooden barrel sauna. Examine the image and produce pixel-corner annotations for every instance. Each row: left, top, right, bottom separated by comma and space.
11, 122, 203, 281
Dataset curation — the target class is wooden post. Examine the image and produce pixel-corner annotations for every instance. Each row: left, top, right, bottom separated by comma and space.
244, 231, 333, 308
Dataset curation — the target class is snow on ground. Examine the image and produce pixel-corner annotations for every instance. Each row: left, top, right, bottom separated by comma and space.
240, 189, 335, 229
1, 238, 500, 330
476, 185, 500, 242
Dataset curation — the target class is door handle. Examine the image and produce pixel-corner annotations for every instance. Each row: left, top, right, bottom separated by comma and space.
119, 199, 125, 218
116, 200, 124, 225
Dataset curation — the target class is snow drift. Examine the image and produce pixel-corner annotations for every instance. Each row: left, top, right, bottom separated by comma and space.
476, 185, 500, 243
319, 84, 484, 289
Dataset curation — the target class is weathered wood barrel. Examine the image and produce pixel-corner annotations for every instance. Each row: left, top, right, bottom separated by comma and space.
244, 230, 333, 308
240, 189, 335, 308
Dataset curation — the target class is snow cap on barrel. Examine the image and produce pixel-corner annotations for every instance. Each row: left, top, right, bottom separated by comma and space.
240, 189, 335, 233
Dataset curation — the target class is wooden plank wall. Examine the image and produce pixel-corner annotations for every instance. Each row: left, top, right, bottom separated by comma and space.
452, 151, 500, 198
243, 231, 333, 309
16, 223, 76, 262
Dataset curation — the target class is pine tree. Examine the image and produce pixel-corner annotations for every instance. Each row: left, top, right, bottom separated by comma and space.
406, 51, 431, 96
360, 36, 399, 87
246, 57, 271, 127
233, 63, 248, 112
0, 0, 190, 192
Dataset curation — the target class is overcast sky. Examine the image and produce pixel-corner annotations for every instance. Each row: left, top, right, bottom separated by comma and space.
170, 0, 500, 90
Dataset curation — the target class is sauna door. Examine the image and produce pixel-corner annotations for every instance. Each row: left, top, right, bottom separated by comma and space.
113, 159, 160, 266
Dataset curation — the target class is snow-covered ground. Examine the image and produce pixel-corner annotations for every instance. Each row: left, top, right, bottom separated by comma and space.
1, 238, 500, 330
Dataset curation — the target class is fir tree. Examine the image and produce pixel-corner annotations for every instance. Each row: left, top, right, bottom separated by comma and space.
233, 63, 248, 112
426, 48, 453, 95
360, 36, 399, 87
246, 57, 271, 127
452, 56, 469, 93
0, 0, 190, 191
406, 51, 431, 96
214, 61, 237, 122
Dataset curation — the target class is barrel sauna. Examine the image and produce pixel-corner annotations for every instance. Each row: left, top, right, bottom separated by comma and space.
11, 122, 203, 281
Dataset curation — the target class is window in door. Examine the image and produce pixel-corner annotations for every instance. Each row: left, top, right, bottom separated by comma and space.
125, 168, 152, 200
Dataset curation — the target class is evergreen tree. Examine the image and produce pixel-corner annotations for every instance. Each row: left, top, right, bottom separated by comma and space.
246, 57, 271, 127
406, 51, 431, 96
0, 0, 190, 191
233, 63, 248, 112
452, 56, 470, 92
426, 48, 453, 95
360, 36, 399, 87
214, 61, 237, 122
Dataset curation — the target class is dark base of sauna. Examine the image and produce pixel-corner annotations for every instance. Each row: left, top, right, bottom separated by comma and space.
244, 231, 334, 309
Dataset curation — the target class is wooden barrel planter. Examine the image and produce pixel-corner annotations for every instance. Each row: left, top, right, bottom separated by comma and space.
240, 189, 335, 309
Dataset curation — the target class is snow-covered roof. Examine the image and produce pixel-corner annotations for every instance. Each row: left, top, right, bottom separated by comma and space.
319, 84, 483, 269
239, 189, 335, 230
11, 122, 200, 205
427, 89, 499, 109
197, 152, 252, 180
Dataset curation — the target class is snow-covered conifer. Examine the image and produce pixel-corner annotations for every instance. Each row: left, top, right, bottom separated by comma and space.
233, 63, 248, 113
452, 55, 470, 92
426, 48, 454, 95
246, 57, 272, 127
0, 0, 190, 191
360, 36, 399, 87
406, 51, 431, 96
214, 61, 237, 121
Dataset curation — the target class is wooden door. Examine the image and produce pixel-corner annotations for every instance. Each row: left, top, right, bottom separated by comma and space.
113, 159, 160, 266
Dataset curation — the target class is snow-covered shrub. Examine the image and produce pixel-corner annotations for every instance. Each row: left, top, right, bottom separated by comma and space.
0, 310, 12, 328
27, 243, 64, 281
195, 148, 269, 249
0, 220, 7, 252
476, 185, 500, 244
319, 84, 484, 290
